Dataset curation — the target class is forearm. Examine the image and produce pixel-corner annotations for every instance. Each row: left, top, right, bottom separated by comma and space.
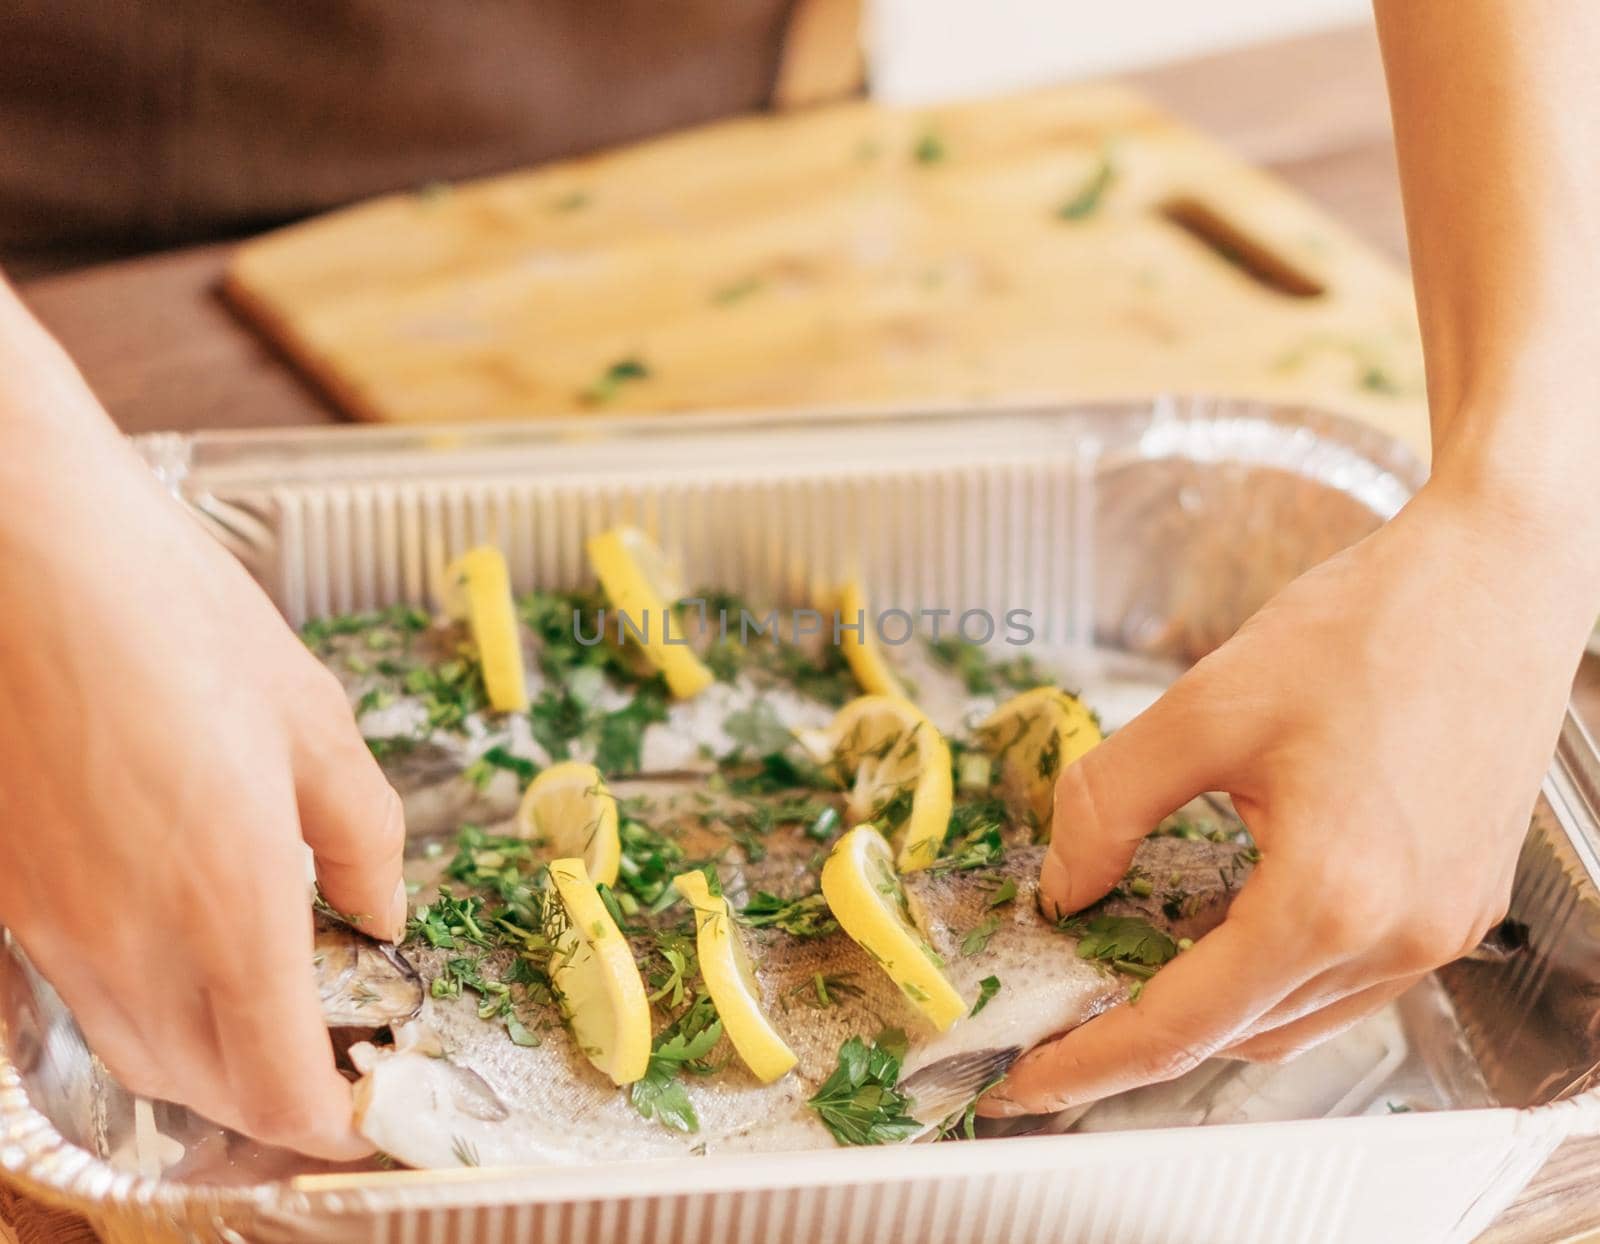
1376, 0, 1600, 516
0, 273, 146, 559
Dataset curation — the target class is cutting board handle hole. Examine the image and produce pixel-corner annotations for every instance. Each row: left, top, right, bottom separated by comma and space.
1159, 197, 1325, 299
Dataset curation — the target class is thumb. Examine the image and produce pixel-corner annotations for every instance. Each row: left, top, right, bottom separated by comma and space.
292, 696, 409, 941
1040, 675, 1231, 917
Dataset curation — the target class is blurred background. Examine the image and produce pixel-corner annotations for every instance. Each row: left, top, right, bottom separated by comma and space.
871, 0, 1371, 101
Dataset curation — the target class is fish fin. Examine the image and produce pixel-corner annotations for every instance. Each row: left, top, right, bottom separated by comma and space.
901, 1047, 1022, 1129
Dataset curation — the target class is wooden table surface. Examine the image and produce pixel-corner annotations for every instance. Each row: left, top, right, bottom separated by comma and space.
7, 21, 1597, 1244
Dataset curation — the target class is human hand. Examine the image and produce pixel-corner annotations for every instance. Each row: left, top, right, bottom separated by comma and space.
0, 287, 404, 1158
982, 475, 1596, 1116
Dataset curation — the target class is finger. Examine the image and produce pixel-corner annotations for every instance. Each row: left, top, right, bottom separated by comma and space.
11, 931, 183, 1104
980, 884, 1316, 1117
1221, 974, 1423, 1063
1220, 950, 1420, 1046
291, 676, 408, 941
199, 868, 374, 1160
1041, 673, 1237, 916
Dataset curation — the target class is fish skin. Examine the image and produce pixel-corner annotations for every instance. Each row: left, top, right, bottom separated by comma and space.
345, 837, 1255, 1170
313, 912, 424, 1028
315, 608, 959, 839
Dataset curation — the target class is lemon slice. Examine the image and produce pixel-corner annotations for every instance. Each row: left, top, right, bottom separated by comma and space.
833, 580, 907, 698
585, 526, 714, 700
825, 695, 953, 872
820, 826, 965, 1030
441, 546, 528, 713
548, 857, 651, 1085
977, 686, 1103, 837
516, 761, 621, 887
671, 871, 797, 1083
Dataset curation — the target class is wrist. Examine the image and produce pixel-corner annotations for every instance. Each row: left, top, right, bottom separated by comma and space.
1410, 457, 1600, 643
1427, 398, 1600, 546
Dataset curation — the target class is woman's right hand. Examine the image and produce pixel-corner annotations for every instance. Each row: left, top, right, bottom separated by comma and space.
0, 280, 405, 1158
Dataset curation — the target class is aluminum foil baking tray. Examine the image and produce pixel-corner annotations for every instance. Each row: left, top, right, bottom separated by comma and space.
5, 396, 1600, 1243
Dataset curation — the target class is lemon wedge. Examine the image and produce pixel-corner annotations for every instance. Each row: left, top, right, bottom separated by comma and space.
516, 761, 621, 887
671, 870, 797, 1083
819, 825, 965, 1030
977, 686, 1103, 838
833, 580, 907, 698
823, 694, 953, 872
585, 526, 714, 700
548, 857, 651, 1085
441, 546, 528, 713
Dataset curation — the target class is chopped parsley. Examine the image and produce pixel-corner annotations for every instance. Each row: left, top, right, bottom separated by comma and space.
970, 975, 1001, 1017
723, 699, 796, 758
932, 798, 1007, 872
1065, 914, 1179, 980
808, 1033, 922, 1146
926, 636, 1052, 696
912, 131, 947, 165
631, 996, 724, 1133
464, 746, 540, 792
961, 915, 1000, 956
1057, 150, 1116, 221
617, 814, 690, 910
580, 356, 651, 405
986, 877, 1018, 908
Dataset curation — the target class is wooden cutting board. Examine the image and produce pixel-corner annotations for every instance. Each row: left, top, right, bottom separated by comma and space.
224, 81, 1429, 455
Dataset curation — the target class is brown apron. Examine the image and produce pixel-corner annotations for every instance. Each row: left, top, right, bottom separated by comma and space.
0, 0, 808, 272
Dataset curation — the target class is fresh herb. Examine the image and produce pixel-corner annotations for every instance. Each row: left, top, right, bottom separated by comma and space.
808, 1034, 921, 1146
711, 276, 765, 306
299, 603, 430, 655
805, 804, 841, 841
580, 356, 651, 405
354, 686, 394, 716
739, 890, 838, 938
1057, 151, 1116, 221
593, 679, 670, 773
961, 915, 1000, 956
644, 936, 697, 1009
504, 1010, 542, 1047
446, 826, 538, 898
704, 637, 745, 682
631, 996, 724, 1133
927, 637, 997, 694
402, 655, 490, 732
551, 190, 591, 213
1359, 363, 1402, 395
970, 975, 1001, 1017
986, 877, 1017, 908
913, 131, 947, 165
1036, 730, 1062, 784
745, 633, 857, 707
519, 588, 639, 684
365, 735, 419, 762
464, 745, 540, 792
408, 893, 493, 950
931, 798, 1007, 872
617, 815, 689, 909
527, 670, 669, 776
723, 700, 795, 758
1066, 914, 1179, 979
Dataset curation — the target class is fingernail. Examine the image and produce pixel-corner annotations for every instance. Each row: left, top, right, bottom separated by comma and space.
386, 879, 408, 943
